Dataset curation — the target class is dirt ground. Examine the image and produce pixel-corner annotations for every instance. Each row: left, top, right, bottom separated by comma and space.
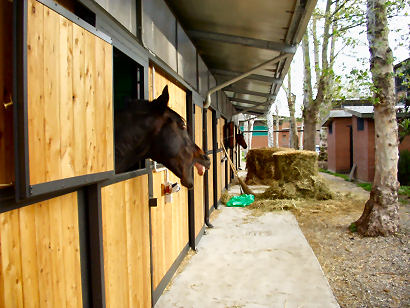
291, 173, 410, 308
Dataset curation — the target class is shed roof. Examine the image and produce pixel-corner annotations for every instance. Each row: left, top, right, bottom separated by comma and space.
165, 0, 317, 116
344, 106, 374, 118
321, 109, 352, 126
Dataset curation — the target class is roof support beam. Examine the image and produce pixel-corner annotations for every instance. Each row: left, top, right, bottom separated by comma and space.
212, 68, 282, 84
187, 30, 297, 54
223, 86, 273, 98
233, 100, 268, 115
204, 54, 289, 108
229, 97, 267, 105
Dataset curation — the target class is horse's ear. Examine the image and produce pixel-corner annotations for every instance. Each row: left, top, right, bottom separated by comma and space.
155, 85, 169, 113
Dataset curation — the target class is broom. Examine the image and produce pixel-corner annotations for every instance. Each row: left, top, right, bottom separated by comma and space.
221, 143, 254, 195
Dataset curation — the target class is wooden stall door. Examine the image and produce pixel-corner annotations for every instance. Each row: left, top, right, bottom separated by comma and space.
26, 0, 113, 186
207, 109, 213, 210
0, 192, 83, 308
101, 175, 151, 308
148, 65, 189, 290
194, 105, 204, 239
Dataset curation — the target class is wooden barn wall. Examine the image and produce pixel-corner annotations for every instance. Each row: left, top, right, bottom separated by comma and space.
149, 65, 189, 290
27, 0, 114, 186
207, 109, 213, 209
101, 175, 151, 308
194, 105, 204, 238
0, 192, 82, 308
207, 154, 214, 210
0, 0, 14, 186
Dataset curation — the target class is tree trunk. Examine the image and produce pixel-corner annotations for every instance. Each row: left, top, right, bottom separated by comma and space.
302, 31, 316, 151
246, 118, 254, 150
355, 0, 400, 236
275, 106, 279, 147
284, 70, 299, 149
267, 111, 274, 147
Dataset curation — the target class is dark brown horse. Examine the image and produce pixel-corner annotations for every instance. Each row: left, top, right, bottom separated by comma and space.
236, 132, 247, 149
115, 86, 210, 189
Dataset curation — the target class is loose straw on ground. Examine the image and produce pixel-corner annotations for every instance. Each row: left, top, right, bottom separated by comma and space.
221, 143, 254, 195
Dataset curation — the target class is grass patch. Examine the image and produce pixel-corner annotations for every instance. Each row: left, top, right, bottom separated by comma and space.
320, 169, 410, 197
399, 186, 410, 197
319, 168, 350, 181
357, 182, 372, 192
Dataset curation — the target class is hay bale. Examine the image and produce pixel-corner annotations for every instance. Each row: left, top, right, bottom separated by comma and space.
246, 148, 332, 201
272, 150, 318, 182
245, 147, 290, 184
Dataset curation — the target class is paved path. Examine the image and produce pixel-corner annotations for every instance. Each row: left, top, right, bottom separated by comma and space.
155, 194, 339, 308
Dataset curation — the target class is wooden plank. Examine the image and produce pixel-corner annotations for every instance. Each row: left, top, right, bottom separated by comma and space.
217, 152, 221, 200
59, 15, 75, 179
125, 176, 151, 307
94, 37, 106, 172
72, 24, 87, 176
84, 31, 97, 174
35, 201, 54, 308
18, 205, 40, 308
104, 44, 114, 171
194, 105, 204, 237
43, 6, 62, 182
0, 210, 24, 308
27, 0, 46, 185
102, 181, 130, 308
48, 194, 67, 308
60, 193, 82, 308
207, 109, 213, 150
208, 154, 213, 210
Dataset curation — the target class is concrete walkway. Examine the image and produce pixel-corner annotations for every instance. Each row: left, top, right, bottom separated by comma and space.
155, 189, 339, 308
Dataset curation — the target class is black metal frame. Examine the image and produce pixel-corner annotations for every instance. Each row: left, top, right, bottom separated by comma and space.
212, 110, 218, 209
186, 92, 196, 249
7, 1, 238, 308
151, 243, 190, 306
11, 0, 116, 202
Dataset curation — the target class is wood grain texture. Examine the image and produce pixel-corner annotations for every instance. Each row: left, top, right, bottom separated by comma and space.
27, 0, 114, 185
208, 154, 213, 209
149, 65, 189, 290
0, 192, 82, 308
101, 175, 151, 308
194, 105, 204, 238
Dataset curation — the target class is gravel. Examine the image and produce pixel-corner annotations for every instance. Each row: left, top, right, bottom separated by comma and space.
294, 173, 410, 308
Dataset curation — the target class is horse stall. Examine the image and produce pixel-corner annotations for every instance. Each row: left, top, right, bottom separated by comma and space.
0, 0, 315, 306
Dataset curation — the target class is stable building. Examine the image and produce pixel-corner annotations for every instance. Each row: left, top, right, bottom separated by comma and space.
0, 0, 316, 307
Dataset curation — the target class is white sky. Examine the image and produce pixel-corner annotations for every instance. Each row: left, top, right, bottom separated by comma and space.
273, 1, 410, 118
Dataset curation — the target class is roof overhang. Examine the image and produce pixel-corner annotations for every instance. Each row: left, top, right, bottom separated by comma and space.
321, 109, 352, 126
165, 0, 317, 116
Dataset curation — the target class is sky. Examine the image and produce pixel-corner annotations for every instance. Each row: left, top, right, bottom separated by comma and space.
272, 0, 410, 118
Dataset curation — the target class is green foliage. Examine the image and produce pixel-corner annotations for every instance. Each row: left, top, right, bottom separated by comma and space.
398, 119, 410, 142
349, 222, 357, 233
398, 150, 410, 185
319, 168, 350, 181
357, 182, 372, 192
398, 186, 410, 197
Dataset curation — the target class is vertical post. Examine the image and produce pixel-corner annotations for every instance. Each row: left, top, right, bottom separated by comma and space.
212, 110, 218, 209
186, 93, 196, 249
13, 0, 30, 200
84, 184, 106, 308
203, 107, 213, 228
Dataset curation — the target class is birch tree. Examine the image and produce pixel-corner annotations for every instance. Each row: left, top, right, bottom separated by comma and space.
353, 0, 400, 236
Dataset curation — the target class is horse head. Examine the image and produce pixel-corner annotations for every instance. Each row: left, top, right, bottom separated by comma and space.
115, 86, 210, 189
236, 132, 247, 149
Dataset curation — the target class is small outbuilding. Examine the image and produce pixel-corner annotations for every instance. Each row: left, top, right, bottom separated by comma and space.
323, 104, 409, 183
